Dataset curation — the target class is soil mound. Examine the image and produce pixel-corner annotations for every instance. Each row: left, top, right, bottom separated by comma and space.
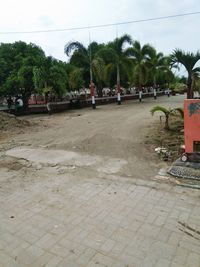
0, 112, 30, 131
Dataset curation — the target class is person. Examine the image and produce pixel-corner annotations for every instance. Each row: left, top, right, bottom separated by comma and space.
7, 96, 13, 112
15, 97, 23, 115
46, 101, 52, 115
167, 88, 170, 97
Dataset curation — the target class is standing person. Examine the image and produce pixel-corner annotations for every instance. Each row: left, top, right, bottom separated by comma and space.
139, 89, 142, 102
167, 88, 170, 97
7, 96, 13, 112
153, 88, 157, 100
15, 97, 23, 115
46, 101, 52, 115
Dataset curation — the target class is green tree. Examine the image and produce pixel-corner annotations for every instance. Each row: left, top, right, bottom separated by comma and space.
0, 41, 46, 108
18, 65, 35, 107
64, 41, 105, 95
95, 47, 118, 88
92, 57, 106, 96
171, 49, 200, 98
33, 57, 69, 101
127, 41, 153, 88
48, 63, 68, 98
68, 68, 84, 92
107, 34, 132, 90
147, 48, 168, 87
151, 106, 184, 130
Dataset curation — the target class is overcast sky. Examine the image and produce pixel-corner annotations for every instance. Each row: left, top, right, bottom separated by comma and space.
1, 0, 200, 76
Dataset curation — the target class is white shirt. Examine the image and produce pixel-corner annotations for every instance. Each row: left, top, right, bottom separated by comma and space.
17, 99, 23, 107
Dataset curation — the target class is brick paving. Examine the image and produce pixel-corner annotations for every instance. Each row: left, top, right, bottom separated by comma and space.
0, 170, 200, 267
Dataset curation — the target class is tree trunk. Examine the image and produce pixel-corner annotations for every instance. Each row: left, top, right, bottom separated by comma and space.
165, 114, 170, 130
21, 92, 31, 111
153, 76, 156, 88
97, 81, 103, 97
187, 75, 193, 99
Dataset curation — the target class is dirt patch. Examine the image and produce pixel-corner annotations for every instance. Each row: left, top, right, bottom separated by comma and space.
0, 112, 31, 131
0, 96, 185, 183
0, 156, 26, 171
146, 117, 184, 162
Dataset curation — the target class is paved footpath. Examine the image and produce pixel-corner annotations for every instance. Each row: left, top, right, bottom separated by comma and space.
0, 169, 200, 267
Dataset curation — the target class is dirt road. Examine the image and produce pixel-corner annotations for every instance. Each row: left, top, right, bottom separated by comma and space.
1, 94, 184, 189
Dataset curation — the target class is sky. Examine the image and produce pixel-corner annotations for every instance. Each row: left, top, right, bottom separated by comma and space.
0, 0, 200, 76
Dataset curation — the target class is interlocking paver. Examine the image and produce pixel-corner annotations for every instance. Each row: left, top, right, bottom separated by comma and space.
0, 171, 200, 267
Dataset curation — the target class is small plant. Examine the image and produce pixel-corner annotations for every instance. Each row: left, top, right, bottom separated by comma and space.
151, 106, 184, 130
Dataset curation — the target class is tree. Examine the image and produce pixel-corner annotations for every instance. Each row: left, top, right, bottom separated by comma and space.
0, 41, 46, 108
18, 65, 35, 107
91, 57, 107, 96
151, 106, 184, 130
33, 57, 69, 101
64, 41, 105, 95
48, 62, 68, 98
147, 48, 167, 87
107, 34, 132, 90
127, 41, 154, 88
68, 68, 84, 92
95, 47, 118, 88
171, 49, 200, 98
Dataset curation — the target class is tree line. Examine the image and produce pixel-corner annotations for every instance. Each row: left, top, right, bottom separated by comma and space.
0, 34, 200, 107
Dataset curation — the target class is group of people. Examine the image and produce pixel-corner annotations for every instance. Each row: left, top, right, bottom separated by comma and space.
7, 96, 23, 113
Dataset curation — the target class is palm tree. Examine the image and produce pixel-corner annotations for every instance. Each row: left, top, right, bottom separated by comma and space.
151, 106, 184, 130
171, 49, 200, 98
64, 41, 105, 96
147, 48, 167, 87
107, 34, 132, 103
127, 41, 154, 89
95, 47, 118, 88
68, 68, 84, 92
64, 41, 90, 84
92, 57, 105, 97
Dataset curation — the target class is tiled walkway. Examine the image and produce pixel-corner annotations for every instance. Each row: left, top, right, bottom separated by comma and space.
0, 171, 200, 267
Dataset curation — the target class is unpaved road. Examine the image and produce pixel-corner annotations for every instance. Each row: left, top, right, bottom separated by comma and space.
0, 95, 185, 190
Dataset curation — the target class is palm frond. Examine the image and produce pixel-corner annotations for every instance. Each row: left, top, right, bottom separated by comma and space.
96, 48, 118, 64
174, 107, 184, 119
171, 49, 200, 73
110, 34, 132, 55
117, 34, 132, 50
92, 57, 105, 82
64, 41, 87, 56
151, 106, 170, 116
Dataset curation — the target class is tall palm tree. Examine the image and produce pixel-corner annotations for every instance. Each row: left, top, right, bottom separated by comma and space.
92, 57, 105, 97
171, 49, 200, 98
68, 68, 84, 92
95, 47, 118, 88
64, 41, 105, 96
64, 41, 90, 84
127, 41, 154, 89
147, 48, 166, 87
106, 34, 132, 103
